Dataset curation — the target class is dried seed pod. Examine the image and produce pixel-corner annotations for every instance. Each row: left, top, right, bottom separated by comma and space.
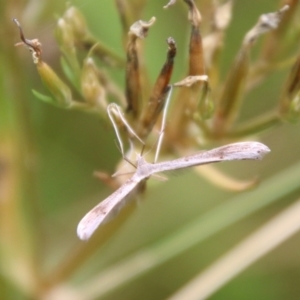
56, 18, 81, 78
125, 36, 141, 117
184, 0, 205, 76
280, 55, 300, 121
243, 5, 289, 47
174, 75, 213, 120
139, 37, 176, 138
125, 17, 156, 117
262, 1, 298, 61
164, 0, 204, 74
166, 1, 207, 145
212, 48, 250, 137
63, 6, 89, 41
58, 5, 125, 67
212, 5, 289, 137
13, 19, 73, 108
36, 61, 73, 108
173, 75, 208, 87
56, 17, 75, 48
81, 57, 107, 111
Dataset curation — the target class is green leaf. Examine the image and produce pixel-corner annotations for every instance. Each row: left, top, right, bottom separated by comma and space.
32, 89, 58, 106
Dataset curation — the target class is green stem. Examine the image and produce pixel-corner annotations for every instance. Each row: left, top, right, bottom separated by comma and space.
226, 110, 280, 138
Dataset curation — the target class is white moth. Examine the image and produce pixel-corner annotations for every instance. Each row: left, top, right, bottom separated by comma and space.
77, 141, 270, 240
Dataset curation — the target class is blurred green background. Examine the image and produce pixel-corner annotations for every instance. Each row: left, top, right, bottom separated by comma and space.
1, 0, 300, 299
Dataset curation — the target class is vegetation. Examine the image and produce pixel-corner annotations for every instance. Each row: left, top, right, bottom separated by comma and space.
1, 0, 300, 299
